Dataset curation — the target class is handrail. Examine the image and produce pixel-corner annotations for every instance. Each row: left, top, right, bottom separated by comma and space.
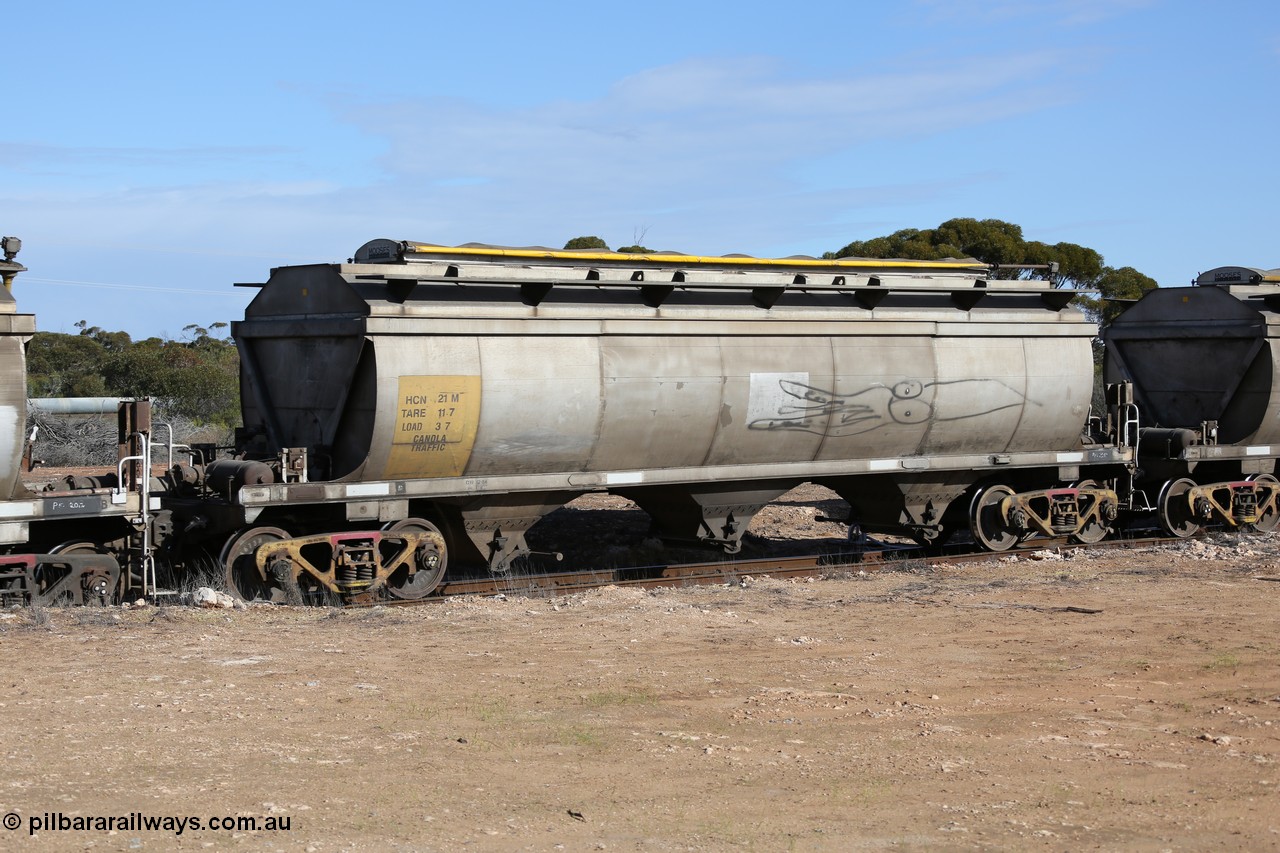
114, 432, 155, 598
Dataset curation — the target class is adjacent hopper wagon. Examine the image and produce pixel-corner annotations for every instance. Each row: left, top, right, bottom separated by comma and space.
1104, 266, 1280, 536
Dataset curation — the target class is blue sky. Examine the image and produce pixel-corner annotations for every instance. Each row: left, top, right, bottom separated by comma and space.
4, 0, 1277, 338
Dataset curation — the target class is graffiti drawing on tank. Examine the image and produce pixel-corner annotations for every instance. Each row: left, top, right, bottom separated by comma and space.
747, 378, 1034, 436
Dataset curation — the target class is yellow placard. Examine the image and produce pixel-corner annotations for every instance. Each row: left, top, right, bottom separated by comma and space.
385, 375, 481, 478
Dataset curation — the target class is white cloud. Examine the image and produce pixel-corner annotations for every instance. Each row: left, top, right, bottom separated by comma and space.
4, 50, 1083, 259
328, 52, 1077, 251
371, 53, 1070, 182
3, 47, 1089, 338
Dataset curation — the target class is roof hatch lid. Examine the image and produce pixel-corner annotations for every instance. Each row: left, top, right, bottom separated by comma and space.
1196, 266, 1280, 287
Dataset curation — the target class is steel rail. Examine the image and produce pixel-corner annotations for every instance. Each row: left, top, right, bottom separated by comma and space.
365, 532, 1184, 608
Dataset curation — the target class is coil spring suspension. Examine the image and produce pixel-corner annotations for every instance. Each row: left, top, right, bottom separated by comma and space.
1233, 488, 1259, 525
1050, 494, 1079, 534
334, 543, 377, 591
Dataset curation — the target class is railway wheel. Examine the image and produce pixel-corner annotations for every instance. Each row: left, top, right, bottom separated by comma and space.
382, 518, 447, 599
968, 484, 1019, 552
53, 541, 119, 606
221, 526, 291, 601
1246, 474, 1280, 532
34, 540, 94, 605
1070, 480, 1109, 545
34, 541, 118, 606
1157, 478, 1199, 539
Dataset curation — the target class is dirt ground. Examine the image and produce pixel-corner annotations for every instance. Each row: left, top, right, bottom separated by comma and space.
2, 491, 1280, 850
